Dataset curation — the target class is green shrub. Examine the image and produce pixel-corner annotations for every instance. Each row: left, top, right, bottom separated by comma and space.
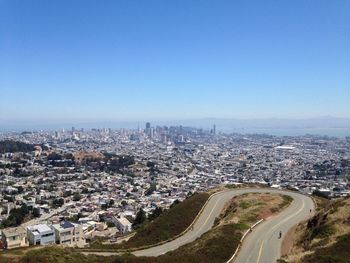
239, 201, 252, 209
311, 224, 336, 239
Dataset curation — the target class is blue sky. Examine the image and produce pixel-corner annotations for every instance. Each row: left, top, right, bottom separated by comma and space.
1, 0, 349, 121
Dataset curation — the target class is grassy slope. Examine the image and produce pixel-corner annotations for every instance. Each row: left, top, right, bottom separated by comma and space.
92, 192, 210, 249
6, 224, 241, 263
302, 234, 350, 263
285, 196, 350, 263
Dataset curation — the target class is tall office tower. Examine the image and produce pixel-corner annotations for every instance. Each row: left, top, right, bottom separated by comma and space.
145, 122, 151, 137
213, 124, 216, 135
72, 126, 75, 133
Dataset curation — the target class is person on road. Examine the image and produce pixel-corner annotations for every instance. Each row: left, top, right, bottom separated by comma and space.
279, 230, 282, 239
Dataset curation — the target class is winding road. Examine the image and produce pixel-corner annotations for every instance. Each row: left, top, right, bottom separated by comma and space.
84, 188, 315, 263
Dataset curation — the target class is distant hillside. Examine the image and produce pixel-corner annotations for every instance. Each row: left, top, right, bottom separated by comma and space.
0, 140, 35, 153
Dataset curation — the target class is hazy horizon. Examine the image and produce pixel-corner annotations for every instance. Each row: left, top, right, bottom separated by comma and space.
1, 116, 350, 137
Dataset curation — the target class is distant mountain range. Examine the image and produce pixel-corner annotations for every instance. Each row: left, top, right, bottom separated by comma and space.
160, 116, 350, 129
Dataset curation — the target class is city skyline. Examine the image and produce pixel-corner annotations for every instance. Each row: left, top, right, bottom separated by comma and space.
1, 0, 350, 121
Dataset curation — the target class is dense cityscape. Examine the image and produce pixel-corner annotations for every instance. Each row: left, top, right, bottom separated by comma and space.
0, 123, 349, 250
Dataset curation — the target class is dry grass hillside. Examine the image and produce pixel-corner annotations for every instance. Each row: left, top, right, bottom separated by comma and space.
281, 196, 350, 263
215, 193, 293, 227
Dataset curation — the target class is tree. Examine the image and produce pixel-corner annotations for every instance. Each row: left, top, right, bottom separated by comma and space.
146, 161, 156, 168
69, 212, 83, 223
107, 221, 115, 228
17, 186, 24, 194
73, 193, 81, 202
32, 207, 40, 218
1, 204, 30, 227
0, 140, 35, 153
133, 208, 147, 228
47, 152, 63, 161
53, 198, 64, 208
312, 190, 330, 199
148, 206, 163, 221
4, 195, 15, 202
145, 183, 156, 196
20, 204, 29, 215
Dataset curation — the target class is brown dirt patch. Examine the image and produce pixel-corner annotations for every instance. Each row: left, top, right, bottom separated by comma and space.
259, 207, 273, 219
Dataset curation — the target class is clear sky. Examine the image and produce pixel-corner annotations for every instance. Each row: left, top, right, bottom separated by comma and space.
1, 0, 349, 122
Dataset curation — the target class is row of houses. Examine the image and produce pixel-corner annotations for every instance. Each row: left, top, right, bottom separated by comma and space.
1, 221, 85, 249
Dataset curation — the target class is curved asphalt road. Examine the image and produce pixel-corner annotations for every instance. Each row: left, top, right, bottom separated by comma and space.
84, 188, 315, 263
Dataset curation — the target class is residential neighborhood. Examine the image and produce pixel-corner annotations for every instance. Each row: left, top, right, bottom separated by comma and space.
0, 124, 349, 250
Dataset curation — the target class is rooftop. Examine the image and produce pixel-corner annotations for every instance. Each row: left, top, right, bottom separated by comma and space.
1, 227, 26, 237
27, 224, 52, 234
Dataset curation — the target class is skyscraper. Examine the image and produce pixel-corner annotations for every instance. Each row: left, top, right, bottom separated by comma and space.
145, 122, 151, 137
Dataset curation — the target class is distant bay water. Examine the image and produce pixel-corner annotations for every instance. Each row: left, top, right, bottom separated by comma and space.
220, 127, 350, 137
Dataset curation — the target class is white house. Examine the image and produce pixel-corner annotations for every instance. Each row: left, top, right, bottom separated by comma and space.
27, 224, 55, 246
51, 221, 86, 247
113, 216, 132, 234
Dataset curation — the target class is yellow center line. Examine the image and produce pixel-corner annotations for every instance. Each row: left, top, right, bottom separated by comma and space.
254, 197, 307, 263
270, 198, 305, 233
256, 242, 264, 263
181, 198, 220, 244
201, 199, 220, 229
